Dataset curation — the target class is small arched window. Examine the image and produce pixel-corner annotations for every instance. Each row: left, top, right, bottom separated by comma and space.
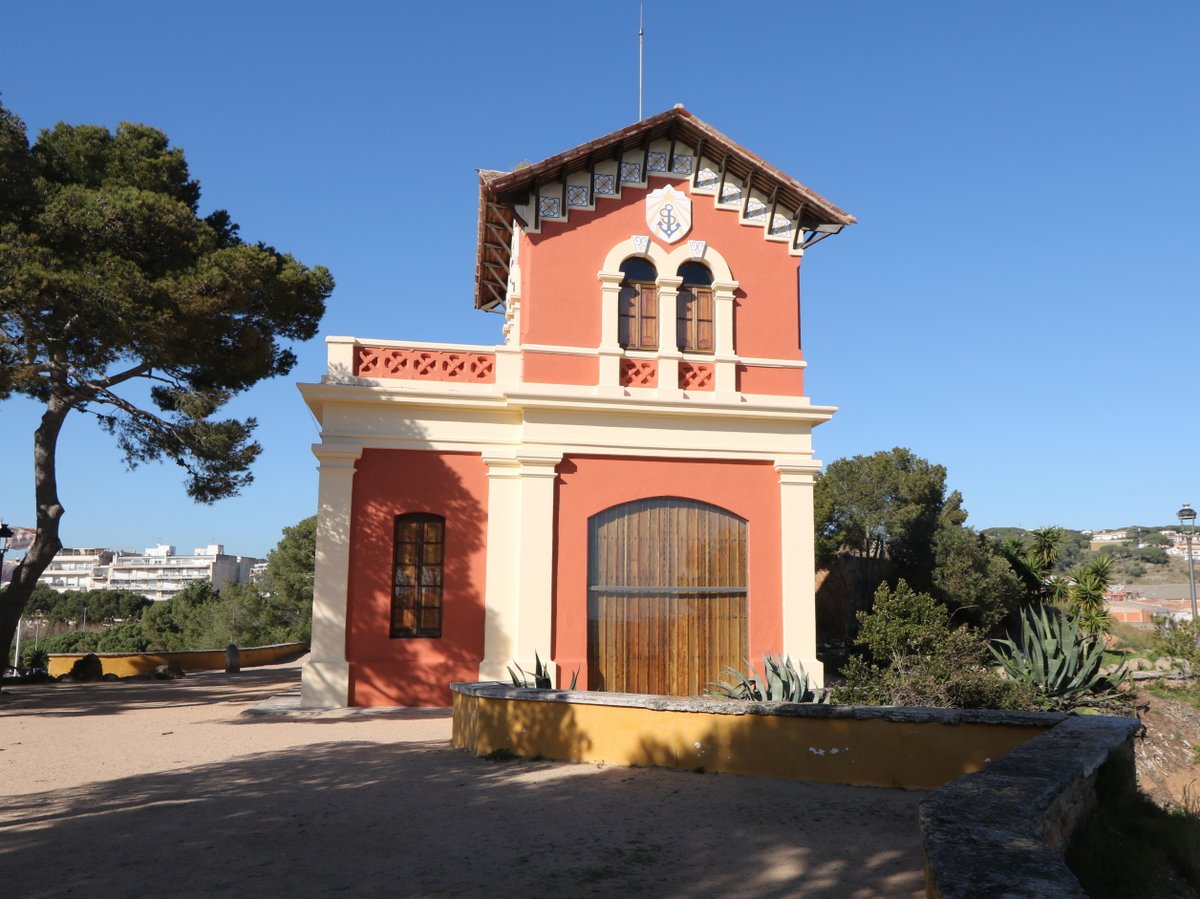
618, 257, 658, 351
391, 513, 444, 638
676, 261, 714, 353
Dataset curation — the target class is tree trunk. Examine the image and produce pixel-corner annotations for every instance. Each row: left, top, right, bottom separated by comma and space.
0, 396, 70, 678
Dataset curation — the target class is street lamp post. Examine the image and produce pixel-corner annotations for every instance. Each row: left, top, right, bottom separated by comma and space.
1178, 504, 1198, 631
0, 522, 13, 672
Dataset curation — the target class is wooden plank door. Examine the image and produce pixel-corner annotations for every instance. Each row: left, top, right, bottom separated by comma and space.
587, 498, 747, 696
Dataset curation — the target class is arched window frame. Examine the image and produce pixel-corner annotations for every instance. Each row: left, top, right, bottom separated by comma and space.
617, 257, 658, 351
675, 261, 714, 353
598, 240, 737, 391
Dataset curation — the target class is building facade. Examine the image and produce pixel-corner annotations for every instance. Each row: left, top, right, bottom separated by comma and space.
300, 107, 854, 708
37, 548, 120, 593
37, 543, 262, 599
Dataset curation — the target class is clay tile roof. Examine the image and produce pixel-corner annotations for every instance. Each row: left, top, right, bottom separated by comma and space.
474, 105, 854, 311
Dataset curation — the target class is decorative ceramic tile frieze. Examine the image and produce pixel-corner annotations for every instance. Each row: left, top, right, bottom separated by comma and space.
621, 161, 642, 183
632, 234, 650, 254
594, 173, 616, 195
770, 213, 792, 236
567, 185, 589, 207
688, 239, 707, 259
695, 167, 719, 191
671, 153, 693, 175
356, 347, 496, 383
719, 182, 741, 205
746, 199, 768, 223
647, 151, 668, 173
538, 196, 562, 219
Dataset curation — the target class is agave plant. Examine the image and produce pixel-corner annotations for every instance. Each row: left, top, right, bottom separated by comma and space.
990, 604, 1126, 710
709, 653, 830, 704
507, 652, 577, 689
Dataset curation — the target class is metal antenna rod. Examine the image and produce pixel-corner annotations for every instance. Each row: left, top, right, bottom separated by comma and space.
638, 4, 644, 120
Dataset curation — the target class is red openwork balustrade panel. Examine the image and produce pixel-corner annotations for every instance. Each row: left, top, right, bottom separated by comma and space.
619, 359, 658, 388
356, 347, 496, 383
678, 362, 714, 391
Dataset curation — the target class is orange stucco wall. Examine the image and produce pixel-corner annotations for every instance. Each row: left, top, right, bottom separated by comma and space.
522, 350, 598, 386
736, 364, 805, 396
346, 449, 488, 706
521, 179, 805, 363
552, 455, 782, 689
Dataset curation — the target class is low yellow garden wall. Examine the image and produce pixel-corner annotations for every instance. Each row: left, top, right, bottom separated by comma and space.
451, 683, 1063, 790
48, 642, 307, 678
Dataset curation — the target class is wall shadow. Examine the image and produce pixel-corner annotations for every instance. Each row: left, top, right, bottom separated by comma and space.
345, 447, 488, 706
1, 735, 926, 898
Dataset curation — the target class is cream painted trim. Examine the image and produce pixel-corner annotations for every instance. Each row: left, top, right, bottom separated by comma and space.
328, 336, 503, 353
776, 461, 823, 687
301, 444, 362, 708
601, 238, 736, 284
522, 343, 602, 357
738, 357, 808, 369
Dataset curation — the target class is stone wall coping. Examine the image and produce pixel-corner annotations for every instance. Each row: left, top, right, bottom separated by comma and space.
919, 713, 1141, 898
449, 681, 1067, 728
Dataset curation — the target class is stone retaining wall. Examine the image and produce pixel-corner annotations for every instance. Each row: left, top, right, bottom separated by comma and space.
919, 713, 1140, 897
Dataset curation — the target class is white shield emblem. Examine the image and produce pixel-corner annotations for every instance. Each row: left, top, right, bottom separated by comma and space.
645, 185, 691, 244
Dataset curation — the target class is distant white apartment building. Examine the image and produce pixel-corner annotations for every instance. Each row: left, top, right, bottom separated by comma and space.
37, 548, 122, 593
37, 543, 263, 600
106, 544, 263, 601
1090, 530, 1128, 545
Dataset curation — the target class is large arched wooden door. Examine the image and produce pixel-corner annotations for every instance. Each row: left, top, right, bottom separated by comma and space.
587, 497, 747, 695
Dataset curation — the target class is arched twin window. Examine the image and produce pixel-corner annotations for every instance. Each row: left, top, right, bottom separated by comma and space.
618, 257, 714, 353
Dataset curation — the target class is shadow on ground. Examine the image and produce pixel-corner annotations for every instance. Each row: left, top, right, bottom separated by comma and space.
0, 739, 924, 897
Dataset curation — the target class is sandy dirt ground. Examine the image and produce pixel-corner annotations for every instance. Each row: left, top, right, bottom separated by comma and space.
0, 660, 927, 897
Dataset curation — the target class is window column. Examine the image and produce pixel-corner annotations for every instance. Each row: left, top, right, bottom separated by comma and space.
301, 445, 362, 708
655, 275, 683, 395
775, 460, 824, 686
597, 271, 625, 389
712, 279, 739, 393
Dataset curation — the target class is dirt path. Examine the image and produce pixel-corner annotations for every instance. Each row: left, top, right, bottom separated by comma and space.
1, 661, 926, 897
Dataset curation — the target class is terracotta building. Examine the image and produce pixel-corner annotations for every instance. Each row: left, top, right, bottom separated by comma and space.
300, 106, 854, 707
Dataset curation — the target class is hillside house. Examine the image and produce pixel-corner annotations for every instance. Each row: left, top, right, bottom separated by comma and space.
300, 106, 854, 707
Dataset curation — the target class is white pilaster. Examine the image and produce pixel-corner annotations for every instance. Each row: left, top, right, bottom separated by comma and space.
515, 454, 562, 682
479, 453, 562, 684
775, 460, 824, 685
301, 445, 362, 708
480, 456, 522, 681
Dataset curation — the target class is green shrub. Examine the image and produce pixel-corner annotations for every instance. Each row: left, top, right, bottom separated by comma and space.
833, 581, 1032, 710
40, 631, 100, 654
96, 619, 150, 653
1152, 615, 1200, 669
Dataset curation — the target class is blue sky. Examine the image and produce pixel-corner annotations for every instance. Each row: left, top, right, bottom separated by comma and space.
1, 1, 1197, 557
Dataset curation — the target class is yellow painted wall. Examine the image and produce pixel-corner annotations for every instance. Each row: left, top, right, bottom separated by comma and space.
48, 642, 307, 678
452, 693, 1052, 790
